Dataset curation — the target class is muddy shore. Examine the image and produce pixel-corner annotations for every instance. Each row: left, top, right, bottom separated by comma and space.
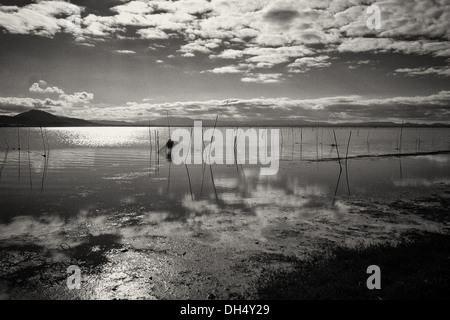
1, 179, 449, 300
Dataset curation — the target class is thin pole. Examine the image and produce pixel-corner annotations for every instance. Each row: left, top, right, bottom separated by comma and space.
345, 131, 352, 196
166, 111, 171, 137
333, 129, 342, 167
399, 121, 404, 154
40, 126, 46, 156
27, 126, 31, 152
1, 128, 9, 149
17, 127, 21, 150
345, 131, 352, 163
45, 128, 50, 153
185, 128, 193, 200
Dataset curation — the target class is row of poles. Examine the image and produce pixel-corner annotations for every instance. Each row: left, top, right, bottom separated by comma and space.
0, 126, 50, 193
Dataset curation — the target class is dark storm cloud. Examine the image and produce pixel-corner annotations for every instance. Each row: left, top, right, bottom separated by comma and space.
70, 0, 127, 17
264, 9, 299, 24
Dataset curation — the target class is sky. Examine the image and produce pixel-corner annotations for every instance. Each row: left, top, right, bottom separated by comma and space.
0, 0, 449, 123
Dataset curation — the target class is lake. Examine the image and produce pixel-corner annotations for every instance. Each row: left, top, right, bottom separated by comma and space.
0, 126, 450, 299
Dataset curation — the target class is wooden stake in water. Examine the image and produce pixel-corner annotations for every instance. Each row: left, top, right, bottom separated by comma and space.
148, 123, 152, 175
345, 131, 352, 163
166, 111, 171, 137
291, 126, 294, 161
27, 126, 31, 152
45, 128, 50, 153
40, 126, 46, 157
0, 127, 9, 149
399, 121, 403, 154
333, 129, 342, 167
185, 128, 194, 200
17, 126, 21, 150
201, 116, 219, 197
157, 130, 160, 156
345, 131, 352, 196
332, 129, 343, 207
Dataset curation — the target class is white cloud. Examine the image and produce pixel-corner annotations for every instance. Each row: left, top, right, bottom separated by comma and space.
136, 28, 169, 39
0, 1, 81, 37
395, 66, 450, 77
3, 91, 450, 124
1, 0, 449, 83
29, 80, 65, 95
115, 50, 137, 54
2, 80, 95, 117
241, 73, 283, 83
287, 55, 331, 73
203, 66, 243, 74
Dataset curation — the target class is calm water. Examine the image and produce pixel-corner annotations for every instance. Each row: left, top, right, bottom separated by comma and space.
0, 126, 449, 224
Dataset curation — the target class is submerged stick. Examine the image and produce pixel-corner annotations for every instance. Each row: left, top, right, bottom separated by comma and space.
0, 150, 8, 183
201, 115, 219, 197
332, 165, 343, 207
209, 115, 219, 164
399, 121, 403, 154
1, 127, 9, 149
27, 139, 32, 191
345, 131, 352, 196
18, 142, 21, 182
17, 126, 21, 150
300, 127, 303, 161
200, 127, 206, 197
332, 129, 343, 207
27, 126, 31, 152
210, 164, 218, 203
333, 129, 342, 167
45, 128, 50, 153
166, 111, 171, 137
345, 131, 352, 163
291, 126, 294, 161
40, 126, 46, 156
185, 128, 193, 200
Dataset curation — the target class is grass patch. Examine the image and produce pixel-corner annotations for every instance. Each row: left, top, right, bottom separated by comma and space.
256, 232, 450, 300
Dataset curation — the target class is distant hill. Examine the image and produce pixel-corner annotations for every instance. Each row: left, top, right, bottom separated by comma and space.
0, 109, 94, 127
1, 109, 449, 127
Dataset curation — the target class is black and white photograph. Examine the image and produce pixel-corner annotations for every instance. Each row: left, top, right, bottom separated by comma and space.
0, 0, 449, 305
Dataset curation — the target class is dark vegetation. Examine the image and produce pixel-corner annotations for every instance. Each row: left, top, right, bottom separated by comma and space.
256, 232, 450, 300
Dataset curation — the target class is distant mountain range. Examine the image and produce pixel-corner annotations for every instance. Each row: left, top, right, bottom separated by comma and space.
0, 109, 449, 127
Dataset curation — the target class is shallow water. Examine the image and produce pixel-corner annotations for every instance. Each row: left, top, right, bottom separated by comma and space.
0, 126, 449, 222
1, 126, 450, 299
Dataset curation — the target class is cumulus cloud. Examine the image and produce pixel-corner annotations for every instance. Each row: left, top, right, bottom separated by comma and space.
0, 1, 82, 37
203, 65, 243, 74
241, 73, 284, 84
2, 80, 94, 117
287, 55, 332, 73
136, 28, 169, 39
29, 80, 65, 95
0, 0, 449, 82
99, 91, 450, 123
3, 91, 450, 124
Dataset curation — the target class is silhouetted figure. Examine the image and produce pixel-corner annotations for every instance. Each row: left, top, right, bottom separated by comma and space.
165, 138, 174, 162
166, 139, 174, 150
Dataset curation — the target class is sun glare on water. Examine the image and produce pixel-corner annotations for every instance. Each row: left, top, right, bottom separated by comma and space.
53, 127, 158, 148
